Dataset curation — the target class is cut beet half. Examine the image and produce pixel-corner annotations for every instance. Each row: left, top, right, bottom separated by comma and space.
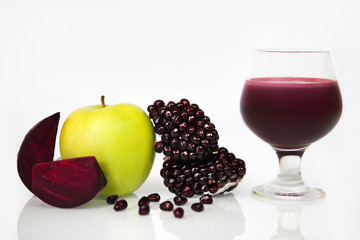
17, 112, 60, 192
17, 112, 107, 208
32, 156, 107, 208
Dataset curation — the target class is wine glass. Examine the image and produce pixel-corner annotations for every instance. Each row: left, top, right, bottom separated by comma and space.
240, 49, 342, 201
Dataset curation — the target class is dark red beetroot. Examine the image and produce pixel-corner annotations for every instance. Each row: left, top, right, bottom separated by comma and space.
17, 112, 60, 192
32, 156, 107, 208
17, 112, 107, 208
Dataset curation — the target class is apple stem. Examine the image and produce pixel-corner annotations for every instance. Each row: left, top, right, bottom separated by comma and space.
101, 95, 106, 108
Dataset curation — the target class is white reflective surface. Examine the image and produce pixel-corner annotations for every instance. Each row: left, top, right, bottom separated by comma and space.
16, 192, 245, 240
9, 158, 360, 240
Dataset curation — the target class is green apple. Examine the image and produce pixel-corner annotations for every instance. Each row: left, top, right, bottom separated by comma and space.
59, 96, 155, 196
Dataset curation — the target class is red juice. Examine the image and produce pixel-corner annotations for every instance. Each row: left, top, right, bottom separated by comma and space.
240, 77, 342, 149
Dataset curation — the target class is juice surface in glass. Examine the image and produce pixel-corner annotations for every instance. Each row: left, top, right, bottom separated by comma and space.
240, 77, 342, 149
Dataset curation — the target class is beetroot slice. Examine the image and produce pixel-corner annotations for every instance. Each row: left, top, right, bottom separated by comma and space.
17, 112, 60, 192
32, 156, 107, 208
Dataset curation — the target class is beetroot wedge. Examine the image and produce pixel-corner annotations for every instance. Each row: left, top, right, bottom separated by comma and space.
32, 156, 107, 208
17, 112, 60, 192
17, 112, 107, 208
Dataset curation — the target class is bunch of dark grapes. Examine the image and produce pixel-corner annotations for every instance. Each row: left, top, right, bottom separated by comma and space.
147, 99, 219, 162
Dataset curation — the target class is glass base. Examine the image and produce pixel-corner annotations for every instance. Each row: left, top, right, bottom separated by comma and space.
252, 182, 325, 203
252, 147, 326, 203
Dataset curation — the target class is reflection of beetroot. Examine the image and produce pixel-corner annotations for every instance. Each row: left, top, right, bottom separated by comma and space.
17, 194, 156, 240
17, 112, 60, 192
17, 112, 107, 208
32, 157, 107, 208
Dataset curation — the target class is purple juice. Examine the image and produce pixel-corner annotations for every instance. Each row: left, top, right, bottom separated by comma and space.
240, 77, 342, 149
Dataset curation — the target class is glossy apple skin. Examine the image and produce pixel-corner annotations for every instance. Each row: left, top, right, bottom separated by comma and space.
59, 103, 155, 196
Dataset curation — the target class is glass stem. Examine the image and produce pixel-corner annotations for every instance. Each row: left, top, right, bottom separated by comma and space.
272, 148, 308, 191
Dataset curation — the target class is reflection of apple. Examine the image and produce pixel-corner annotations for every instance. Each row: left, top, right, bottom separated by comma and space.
60, 96, 155, 196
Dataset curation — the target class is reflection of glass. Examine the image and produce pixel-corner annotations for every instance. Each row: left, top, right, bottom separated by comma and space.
253, 194, 323, 240
271, 205, 305, 240
17, 195, 155, 240
240, 49, 342, 202
160, 193, 245, 240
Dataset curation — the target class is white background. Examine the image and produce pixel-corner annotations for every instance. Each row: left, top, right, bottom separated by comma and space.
1, 0, 359, 239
